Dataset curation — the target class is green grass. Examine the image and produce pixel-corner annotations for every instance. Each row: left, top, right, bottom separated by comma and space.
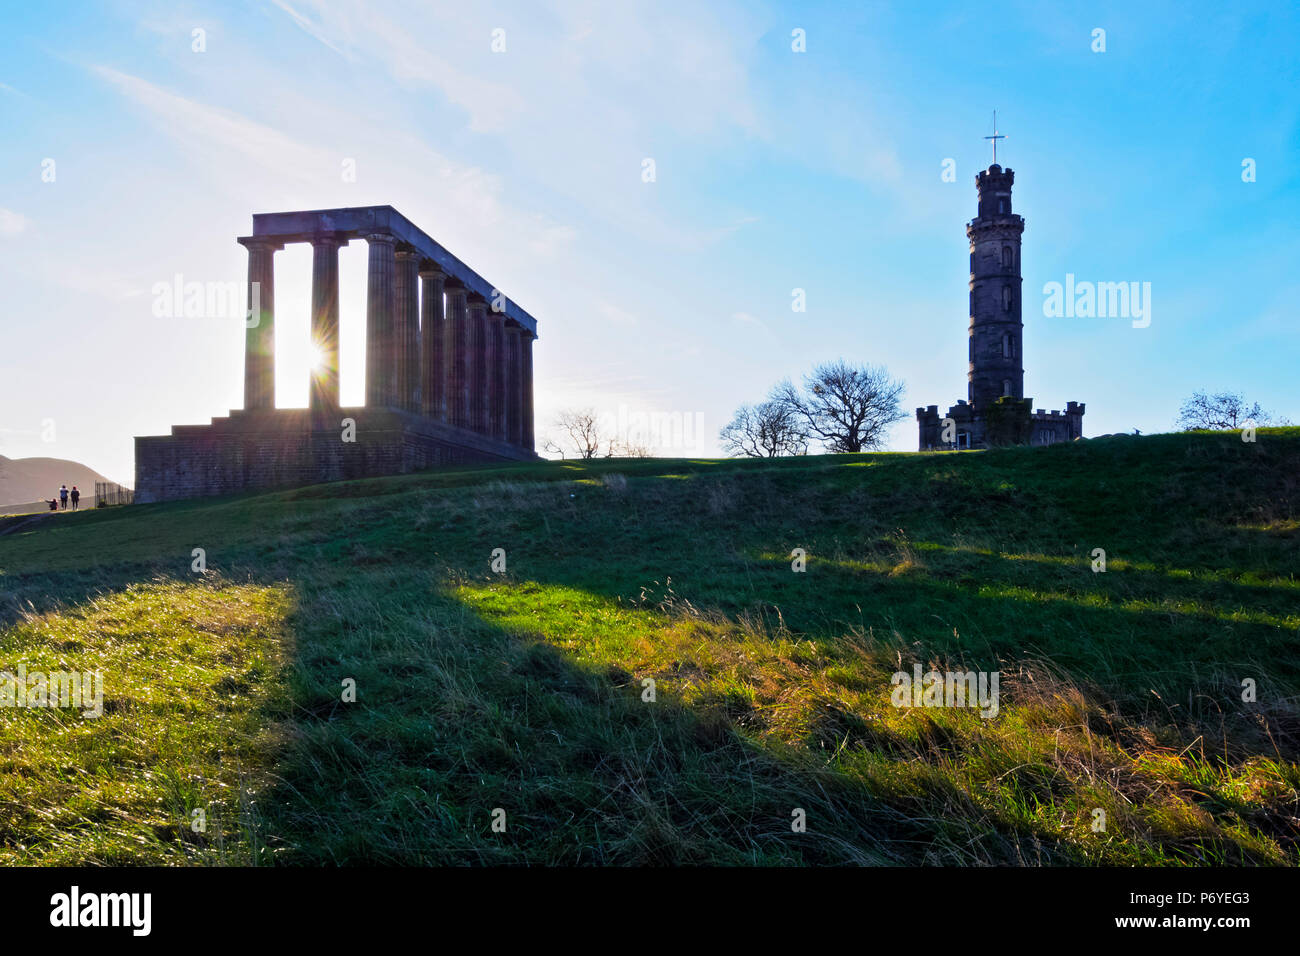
1, 429, 1298, 865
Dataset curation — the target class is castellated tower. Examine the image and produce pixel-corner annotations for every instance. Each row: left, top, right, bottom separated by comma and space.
916, 158, 1085, 450
967, 164, 1024, 410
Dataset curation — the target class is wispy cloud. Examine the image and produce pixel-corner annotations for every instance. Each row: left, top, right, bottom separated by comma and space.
269, 0, 523, 131
0, 209, 29, 237
92, 64, 336, 190
597, 300, 639, 327
263, 0, 767, 245
88, 63, 576, 263
269, 0, 355, 60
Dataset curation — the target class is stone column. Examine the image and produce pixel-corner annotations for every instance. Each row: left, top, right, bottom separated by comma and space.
419, 264, 447, 420
394, 248, 420, 411
466, 293, 489, 434
505, 324, 523, 446
486, 307, 506, 440
365, 234, 397, 408
521, 331, 535, 451
444, 282, 470, 428
240, 238, 281, 411
309, 234, 344, 417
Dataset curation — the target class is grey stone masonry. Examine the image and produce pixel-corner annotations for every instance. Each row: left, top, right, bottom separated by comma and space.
394, 247, 421, 412
445, 282, 470, 430
240, 238, 281, 410
309, 233, 344, 417
917, 166, 1084, 450
505, 324, 523, 446
136, 408, 526, 503
365, 233, 397, 408
521, 331, 535, 450
486, 307, 506, 440
136, 205, 540, 503
967, 164, 1025, 410
419, 264, 447, 421
466, 293, 489, 436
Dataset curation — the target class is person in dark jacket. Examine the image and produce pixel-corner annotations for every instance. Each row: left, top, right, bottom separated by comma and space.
70, 486, 80, 510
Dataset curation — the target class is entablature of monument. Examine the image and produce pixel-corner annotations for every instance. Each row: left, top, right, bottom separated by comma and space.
239, 205, 539, 338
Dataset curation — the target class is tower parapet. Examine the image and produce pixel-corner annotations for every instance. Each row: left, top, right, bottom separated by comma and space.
973, 164, 1018, 219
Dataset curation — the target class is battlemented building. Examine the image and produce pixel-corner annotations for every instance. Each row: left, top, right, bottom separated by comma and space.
135, 206, 539, 502
917, 164, 1085, 450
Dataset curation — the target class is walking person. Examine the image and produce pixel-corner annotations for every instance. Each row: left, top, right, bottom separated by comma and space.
70, 486, 80, 511
59, 485, 69, 510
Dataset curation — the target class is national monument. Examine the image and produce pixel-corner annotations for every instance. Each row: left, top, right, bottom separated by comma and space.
135, 206, 539, 502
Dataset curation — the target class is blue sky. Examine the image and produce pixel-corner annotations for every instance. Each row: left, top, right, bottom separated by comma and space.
1, 0, 1296, 484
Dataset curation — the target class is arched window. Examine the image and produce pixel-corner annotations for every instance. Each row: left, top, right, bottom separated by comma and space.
1002, 285, 1012, 312
1002, 332, 1012, 358
1002, 246, 1013, 269
1002, 379, 1013, 397
998, 198, 1007, 214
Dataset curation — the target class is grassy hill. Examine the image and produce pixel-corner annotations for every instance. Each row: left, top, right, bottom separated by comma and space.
1, 430, 1297, 865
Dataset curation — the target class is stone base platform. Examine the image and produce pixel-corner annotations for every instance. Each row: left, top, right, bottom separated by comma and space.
134, 407, 537, 503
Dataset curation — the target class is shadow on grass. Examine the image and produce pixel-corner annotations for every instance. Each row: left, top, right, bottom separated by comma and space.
253, 562, 1059, 865
1, 553, 1102, 865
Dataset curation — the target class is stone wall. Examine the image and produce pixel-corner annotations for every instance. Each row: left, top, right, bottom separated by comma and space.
1028, 402, 1086, 446
135, 407, 535, 503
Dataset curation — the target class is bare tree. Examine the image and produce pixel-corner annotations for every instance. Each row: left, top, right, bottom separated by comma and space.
553, 408, 605, 459
608, 438, 654, 458
771, 361, 906, 453
1177, 391, 1281, 431
720, 401, 808, 458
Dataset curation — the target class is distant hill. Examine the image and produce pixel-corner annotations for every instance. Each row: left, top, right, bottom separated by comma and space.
0, 455, 115, 510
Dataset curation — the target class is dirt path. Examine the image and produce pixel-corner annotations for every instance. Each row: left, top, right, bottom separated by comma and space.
0, 511, 56, 536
